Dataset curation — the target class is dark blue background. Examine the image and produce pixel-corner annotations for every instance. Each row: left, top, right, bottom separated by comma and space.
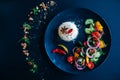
0, 0, 120, 80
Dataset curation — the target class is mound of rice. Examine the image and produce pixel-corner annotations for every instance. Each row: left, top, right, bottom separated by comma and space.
58, 22, 78, 42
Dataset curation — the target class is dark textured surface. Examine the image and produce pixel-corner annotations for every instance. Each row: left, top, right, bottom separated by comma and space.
0, 0, 120, 80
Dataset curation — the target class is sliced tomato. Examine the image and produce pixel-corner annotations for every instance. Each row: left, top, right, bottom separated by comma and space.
91, 31, 101, 38
67, 56, 75, 64
86, 62, 94, 69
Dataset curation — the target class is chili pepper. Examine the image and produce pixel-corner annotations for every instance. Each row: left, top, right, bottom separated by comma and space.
52, 48, 66, 55
58, 44, 68, 53
86, 62, 94, 69
77, 48, 81, 53
83, 41, 87, 47
67, 55, 75, 64
67, 29, 73, 34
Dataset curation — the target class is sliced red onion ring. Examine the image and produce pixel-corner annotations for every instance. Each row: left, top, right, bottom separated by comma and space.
81, 47, 85, 54
75, 57, 86, 70
86, 47, 97, 58
101, 31, 104, 38
72, 47, 78, 53
87, 36, 100, 48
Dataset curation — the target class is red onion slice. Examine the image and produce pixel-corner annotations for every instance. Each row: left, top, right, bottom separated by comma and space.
86, 47, 97, 58
87, 36, 100, 48
75, 57, 86, 70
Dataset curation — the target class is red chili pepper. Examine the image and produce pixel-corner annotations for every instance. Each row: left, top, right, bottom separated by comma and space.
52, 48, 66, 55
84, 41, 88, 47
77, 48, 81, 53
91, 31, 101, 38
67, 55, 75, 64
67, 29, 73, 34
86, 62, 94, 69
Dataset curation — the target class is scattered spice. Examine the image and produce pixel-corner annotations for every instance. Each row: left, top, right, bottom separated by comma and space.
40, 2, 48, 11
20, 0, 57, 74
21, 43, 27, 49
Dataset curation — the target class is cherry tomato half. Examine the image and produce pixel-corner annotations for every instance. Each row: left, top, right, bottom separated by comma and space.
67, 56, 74, 64
86, 62, 94, 69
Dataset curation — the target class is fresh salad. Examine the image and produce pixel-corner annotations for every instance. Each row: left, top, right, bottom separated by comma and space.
52, 19, 106, 70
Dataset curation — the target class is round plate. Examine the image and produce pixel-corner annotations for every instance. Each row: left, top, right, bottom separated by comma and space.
44, 8, 111, 74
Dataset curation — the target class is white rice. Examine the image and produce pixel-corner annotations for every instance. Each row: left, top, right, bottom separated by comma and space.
58, 21, 78, 42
